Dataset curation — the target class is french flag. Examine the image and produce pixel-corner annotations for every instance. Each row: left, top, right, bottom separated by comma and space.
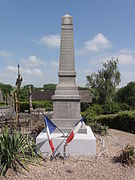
44, 115, 57, 154
65, 118, 84, 145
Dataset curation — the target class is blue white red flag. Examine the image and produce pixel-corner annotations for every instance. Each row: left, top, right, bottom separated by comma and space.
65, 118, 84, 145
44, 115, 57, 154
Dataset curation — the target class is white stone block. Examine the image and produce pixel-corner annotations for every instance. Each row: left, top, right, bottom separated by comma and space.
36, 126, 96, 156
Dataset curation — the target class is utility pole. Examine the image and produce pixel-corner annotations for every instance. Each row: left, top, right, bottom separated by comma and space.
15, 64, 23, 129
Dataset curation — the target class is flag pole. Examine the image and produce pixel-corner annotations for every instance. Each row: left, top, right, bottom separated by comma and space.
40, 111, 66, 137
53, 119, 84, 158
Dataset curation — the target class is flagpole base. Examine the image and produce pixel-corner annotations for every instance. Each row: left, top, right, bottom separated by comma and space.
36, 126, 96, 156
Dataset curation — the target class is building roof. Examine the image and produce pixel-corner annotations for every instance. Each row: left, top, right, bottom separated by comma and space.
32, 91, 54, 101
79, 90, 92, 103
32, 90, 92, 103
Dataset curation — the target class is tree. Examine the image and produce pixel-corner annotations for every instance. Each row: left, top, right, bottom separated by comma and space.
116, 81, 135, 109
20, 88, 28, 101
24, 84, 34, 91
43, 83, 56, 91
86, 58, 121, 104
14, 84, 34, 102
0, 82, 13, 99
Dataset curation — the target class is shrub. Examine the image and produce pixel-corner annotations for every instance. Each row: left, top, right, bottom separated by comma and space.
82, 104, 108, 135
94, 111, 135, 133
0, 101, 5, 106
0, 127, 38, 177
89, 122, 108, 135
102, 102, 120, 114
33, 101, 53, 111
82, 104, 103, 124
90, 104, 104, 115
114, 144, 135, 165
82, 109, 96, 124
20, 101, 29, 112
20, 101, 53, 112
81, 102, 90, 112
119, 103, 130, 111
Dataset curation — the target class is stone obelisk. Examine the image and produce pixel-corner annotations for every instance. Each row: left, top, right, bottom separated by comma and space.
52, 14, 85, 133
36, 14, 96, 155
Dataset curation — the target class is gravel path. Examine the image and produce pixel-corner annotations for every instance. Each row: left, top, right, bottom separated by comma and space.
4, 129, 135, 180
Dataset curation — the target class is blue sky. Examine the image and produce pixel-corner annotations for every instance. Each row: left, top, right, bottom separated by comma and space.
0, 0, 135, 87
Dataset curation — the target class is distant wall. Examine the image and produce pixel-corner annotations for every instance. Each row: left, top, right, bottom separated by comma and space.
0, 106, 13, 115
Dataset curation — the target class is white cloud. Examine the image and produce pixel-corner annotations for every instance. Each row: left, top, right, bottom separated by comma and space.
49, 61, 59, 68
119, 54, 135, 64
6, 65, 44, 76
120, 71, 135, 87
117, 49, 135, 64
81, 68, 92, 75
84, 33, 111, 52
76, 68, 92, 87
75, 49, 86, 56
88, 48, 135, 65
6, 65, 17, 73
22, 68, 44, 76
40, 34, 60, 48
0, 50, 13, 57
21, 55, 47, 67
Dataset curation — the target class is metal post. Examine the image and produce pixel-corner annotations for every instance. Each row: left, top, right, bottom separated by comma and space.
15, 64, 23, 129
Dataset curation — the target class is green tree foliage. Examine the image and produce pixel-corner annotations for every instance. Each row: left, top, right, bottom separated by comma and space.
20, 101, 53, 112
15, 84, 34, 102
86, 58, 121, 104
43, 83, 56, 91
116, 81, 135, 109
20, 88, 28, 101
0, 82, 13, 99
78, 86, 89, 90
19, 84, 34, 101
24, 84, 34, 91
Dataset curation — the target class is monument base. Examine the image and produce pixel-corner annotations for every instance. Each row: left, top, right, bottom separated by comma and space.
36, 126, 96, 156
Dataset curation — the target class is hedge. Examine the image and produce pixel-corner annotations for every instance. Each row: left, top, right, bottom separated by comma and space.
0, 101, 5, 106
92, 111, 135, 134
20, 101, 53, 112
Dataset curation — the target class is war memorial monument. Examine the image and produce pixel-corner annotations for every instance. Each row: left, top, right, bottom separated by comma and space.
36, 14, 96, 155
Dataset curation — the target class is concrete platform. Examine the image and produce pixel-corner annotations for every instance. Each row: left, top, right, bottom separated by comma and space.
36, 126, 96, 156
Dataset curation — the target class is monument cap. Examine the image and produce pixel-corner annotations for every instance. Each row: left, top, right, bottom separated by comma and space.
62, 13, 73, 25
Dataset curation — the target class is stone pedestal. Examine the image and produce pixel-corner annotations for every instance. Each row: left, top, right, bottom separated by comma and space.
36, 126, 96, 156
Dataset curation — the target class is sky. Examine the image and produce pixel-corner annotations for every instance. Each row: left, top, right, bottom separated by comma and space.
0, 0, 135, 87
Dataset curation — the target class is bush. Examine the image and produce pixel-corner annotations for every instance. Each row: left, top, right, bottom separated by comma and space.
0, 127, 37, 177
81, 102, 90, 112
82, 104, 103, 124
33, 101, 53, 111
0, 101, 5, 106
119, 103, 130, 111
20, 101, 29, 112
102, 102, 120, 114
20, 101, 53, 112
93, 111, 135, 133
114, 144, 135, 165
82, 104, 108, 135
89, 122, 108, 135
